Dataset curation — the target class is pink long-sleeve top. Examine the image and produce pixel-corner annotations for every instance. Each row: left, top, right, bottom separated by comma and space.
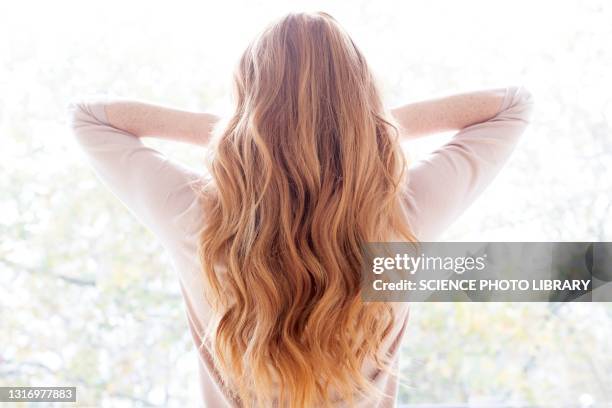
68, 85, 533, 407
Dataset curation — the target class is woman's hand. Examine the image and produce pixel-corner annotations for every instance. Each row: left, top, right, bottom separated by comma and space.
105, 100, 221, 146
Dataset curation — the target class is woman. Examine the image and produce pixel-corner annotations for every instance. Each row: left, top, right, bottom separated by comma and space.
68, 11, 533, 408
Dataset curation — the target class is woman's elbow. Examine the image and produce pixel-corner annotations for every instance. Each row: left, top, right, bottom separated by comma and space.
67, 100, 94, 131
513, 86, 535, 124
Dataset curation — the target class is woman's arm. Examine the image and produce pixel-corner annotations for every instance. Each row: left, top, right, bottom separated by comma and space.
104, 100, 221, 146
390, 88, 507, 139
67, 99, 211, 250
401, 86, 534, 241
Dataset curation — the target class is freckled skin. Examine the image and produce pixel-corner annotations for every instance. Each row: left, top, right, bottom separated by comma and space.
390, 88, 507, 138
106, 100, 220, 146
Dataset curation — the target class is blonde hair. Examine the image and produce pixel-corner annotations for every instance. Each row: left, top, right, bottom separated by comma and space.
197, 11, 416, 407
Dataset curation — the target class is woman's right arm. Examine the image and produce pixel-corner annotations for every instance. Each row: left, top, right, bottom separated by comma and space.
398, 86, 534, 241
390, 88, 508, 139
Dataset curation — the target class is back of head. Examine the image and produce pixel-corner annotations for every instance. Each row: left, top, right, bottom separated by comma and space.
198, 11, 416, 407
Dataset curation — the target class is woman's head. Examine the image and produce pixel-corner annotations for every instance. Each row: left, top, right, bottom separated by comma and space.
198, 11, 415, 407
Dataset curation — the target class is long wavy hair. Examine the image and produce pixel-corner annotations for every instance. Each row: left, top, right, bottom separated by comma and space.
197, 11, 416, 407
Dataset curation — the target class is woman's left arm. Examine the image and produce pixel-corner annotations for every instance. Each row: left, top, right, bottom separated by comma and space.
104, 100, 220, 146
67, 98, 216, 250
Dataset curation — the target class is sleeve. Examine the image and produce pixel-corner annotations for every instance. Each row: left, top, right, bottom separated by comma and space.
67, 98, 206, 250
403, 85, 535, 241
